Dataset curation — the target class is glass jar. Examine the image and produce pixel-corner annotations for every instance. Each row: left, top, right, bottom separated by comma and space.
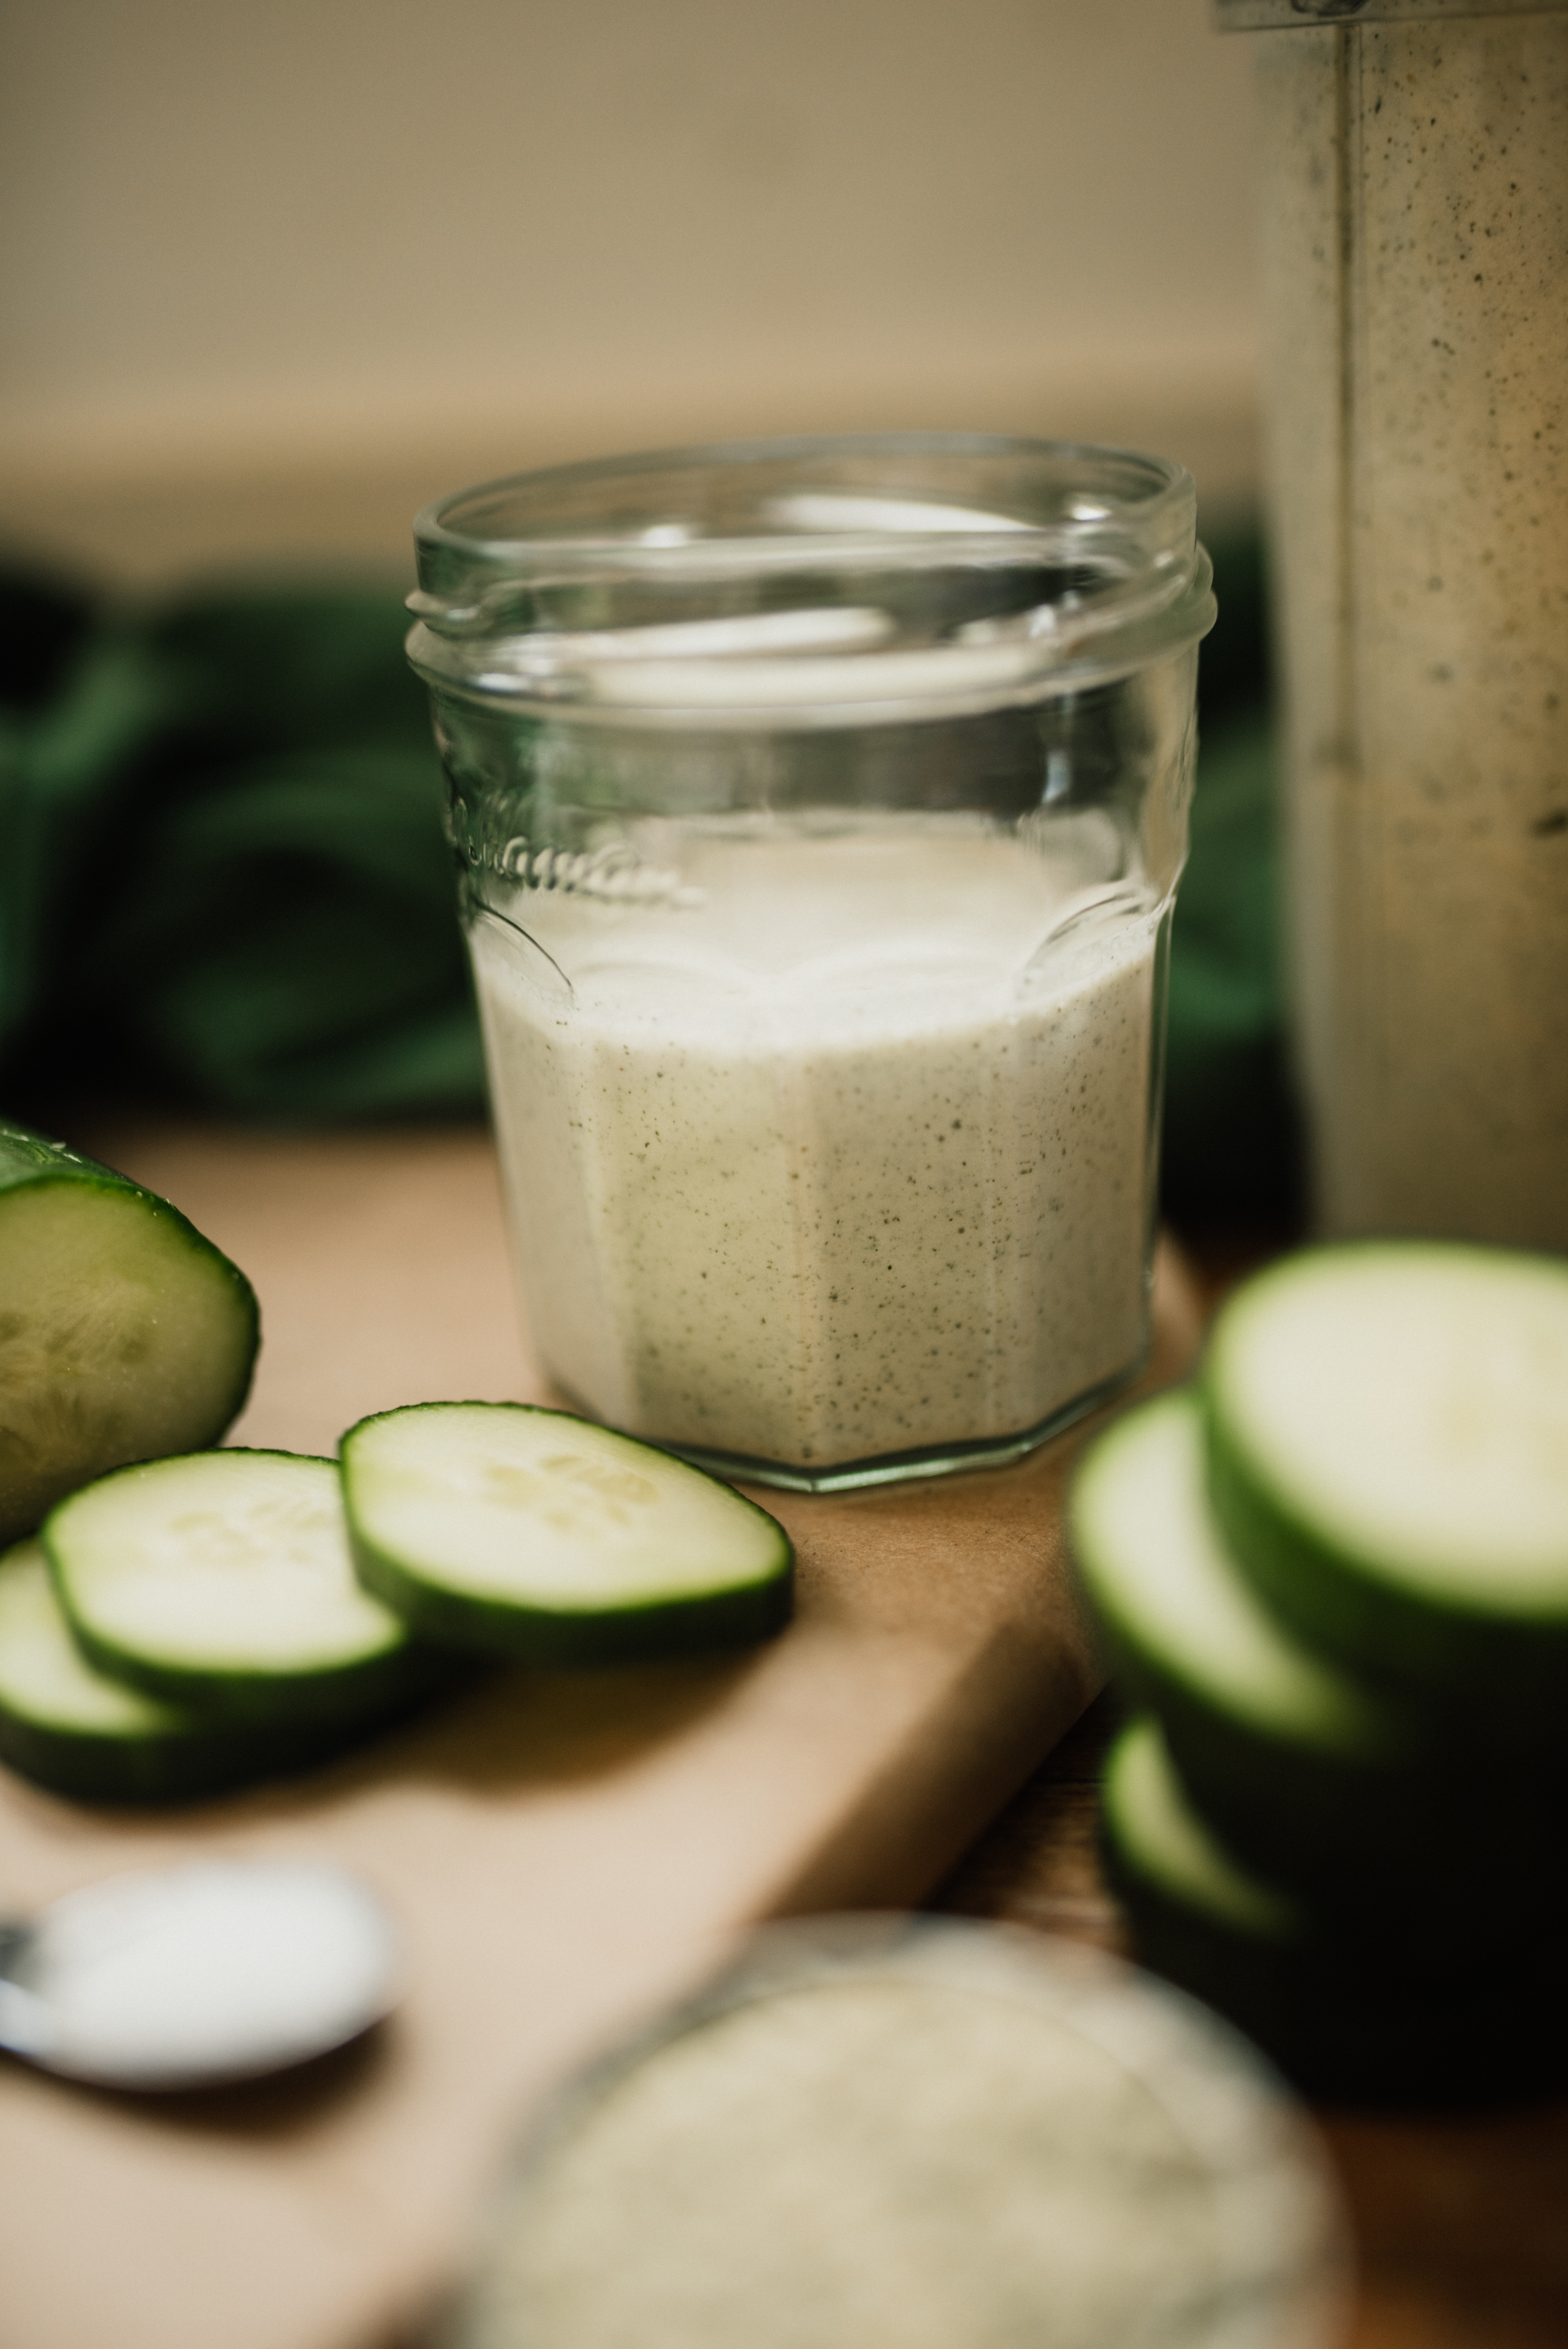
408, 435, 1214, 1491
1221, 0, 1568, 1245
455, 1918, 1349, 2349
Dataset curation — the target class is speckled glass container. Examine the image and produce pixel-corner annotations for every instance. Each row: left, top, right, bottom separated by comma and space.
408, 437, 1213, 1491
454, 1919, 1349, 2349
1222, 1, 1568, 1244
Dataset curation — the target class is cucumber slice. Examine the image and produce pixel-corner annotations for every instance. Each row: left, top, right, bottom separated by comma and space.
1073, 1392, 1568, 1928
341, 1402, 793, 1663
0, 1119, 258, 1547
45, 1451, 425, 1723
1072, 1388, 1416, 1764
1103, 1716, 1568, 2108
0, 1538, 385, 1805
1104, 1712, 1303, 1945
1069, 1390, 1507, 1905
1205, 1242, 1568, 1709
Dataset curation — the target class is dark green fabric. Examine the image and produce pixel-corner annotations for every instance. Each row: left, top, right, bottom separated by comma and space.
0, 540, 1297, 1213
0, 577, 483, 1119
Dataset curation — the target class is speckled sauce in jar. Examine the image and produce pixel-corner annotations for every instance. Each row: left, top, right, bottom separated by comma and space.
473, 819, 1160, 1474
1251, 7, 1568, 1243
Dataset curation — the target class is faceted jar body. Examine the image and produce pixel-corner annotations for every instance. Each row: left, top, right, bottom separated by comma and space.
1237, 2, 1568, 1244
409, 437, 1213, 1490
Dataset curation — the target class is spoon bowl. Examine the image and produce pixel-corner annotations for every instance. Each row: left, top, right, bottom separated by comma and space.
0, 1859, 399, 2091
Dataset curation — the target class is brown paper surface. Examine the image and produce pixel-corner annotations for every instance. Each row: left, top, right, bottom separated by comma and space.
0, 1123, 1201, 2349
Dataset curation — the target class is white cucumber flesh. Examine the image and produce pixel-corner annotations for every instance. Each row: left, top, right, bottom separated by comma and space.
45, 1451, 423, 1723
1205, 1242, 1568, 1701
0, 1120, 258, 1547
341, 1402, 793, 1663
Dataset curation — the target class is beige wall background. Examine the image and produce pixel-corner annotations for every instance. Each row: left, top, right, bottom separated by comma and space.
0, 0, 1259, 585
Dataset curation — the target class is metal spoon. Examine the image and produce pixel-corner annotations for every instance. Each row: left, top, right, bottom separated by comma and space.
0, 1859, 399, 2090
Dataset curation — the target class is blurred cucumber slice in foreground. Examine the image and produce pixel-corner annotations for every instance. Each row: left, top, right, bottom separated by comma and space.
0, 1537, 383, 1804
1103, 1716, 1568, 2108
342, 1402, 793, 1663
46, 1451, 426, 1723
1071, 1387, 1420, 1790
0, 1119, 258, 1547
1067, 1390, 1558, 1912
1205, 1242, 1568, 1709
1103, 1710, 1302, 1945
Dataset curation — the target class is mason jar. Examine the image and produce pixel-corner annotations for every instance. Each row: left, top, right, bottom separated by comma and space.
454, 1918, 1348, 2349
408, 435, 1214, 1491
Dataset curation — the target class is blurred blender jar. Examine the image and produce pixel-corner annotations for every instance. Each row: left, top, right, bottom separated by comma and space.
407, 436, 1214, 1491
1222, 1, 1568, 1244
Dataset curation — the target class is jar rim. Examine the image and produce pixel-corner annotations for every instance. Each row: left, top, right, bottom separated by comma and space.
407, 432, 1215, 727
1217, 1, 1556, 25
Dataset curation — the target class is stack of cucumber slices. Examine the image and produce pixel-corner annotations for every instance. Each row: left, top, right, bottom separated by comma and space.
1071, 1240, 1568, 2106
2, 1407, 793, 1806
0, 1121, 793, 1807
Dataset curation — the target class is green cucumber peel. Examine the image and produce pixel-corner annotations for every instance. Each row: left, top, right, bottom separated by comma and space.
0, 1117, 259, 1546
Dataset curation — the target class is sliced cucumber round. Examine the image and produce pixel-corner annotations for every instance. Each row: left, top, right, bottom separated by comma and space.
341, 1402, 793, 1664
1205, 1242, 1568, 1710
1066, 1389, 1532, 1905
45, 1451, 425, 1723
1103, 1712, 1304, 1945
1072, 1387, 1418, 1763
0, 1119, 259, 1548
1103, 1716, 1568, 2108
0, 1538, 383, 1804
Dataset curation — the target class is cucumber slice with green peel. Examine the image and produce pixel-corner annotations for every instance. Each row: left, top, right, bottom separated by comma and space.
45, 1451, 427, 1723
0, 1538, 396, 1805
0, 1119, 258, 1547
1205, 1242, 1568, 1711
1072, 1388, 1418, 1767
1103, 1716, 1568, 2108
341, 1402, 793, 1664
1103, 1711, 1303, 1945
1067, 1390, 1529, 1905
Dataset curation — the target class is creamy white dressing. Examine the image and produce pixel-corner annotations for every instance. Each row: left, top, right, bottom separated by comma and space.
472, 821, 1160, 1472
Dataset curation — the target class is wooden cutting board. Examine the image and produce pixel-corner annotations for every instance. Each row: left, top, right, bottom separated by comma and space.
0, 1122, 1201, 2349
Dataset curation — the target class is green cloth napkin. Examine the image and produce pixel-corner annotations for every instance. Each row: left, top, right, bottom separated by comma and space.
0, 574, 483, 1120
0, 540, 1297, 1217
